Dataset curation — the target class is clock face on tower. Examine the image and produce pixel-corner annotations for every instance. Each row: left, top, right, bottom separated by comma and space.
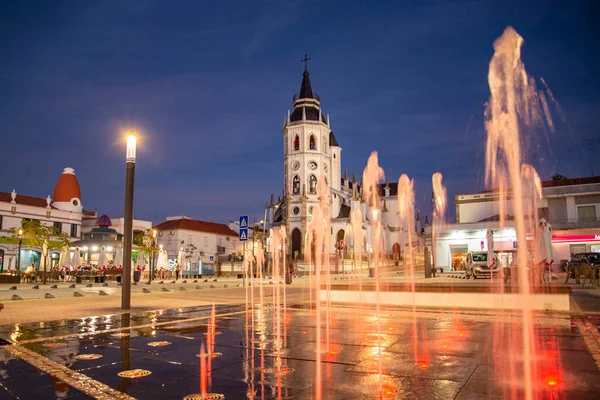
291, 161, 300, 171
308, 161, 317, 170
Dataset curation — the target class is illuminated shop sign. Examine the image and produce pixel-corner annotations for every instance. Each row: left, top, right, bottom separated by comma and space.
552, 234, 600, 243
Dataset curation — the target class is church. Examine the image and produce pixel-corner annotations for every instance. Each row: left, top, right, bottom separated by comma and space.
265, 60, 421, 263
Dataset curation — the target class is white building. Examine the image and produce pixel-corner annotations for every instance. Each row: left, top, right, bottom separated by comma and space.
540, 176, 600, 259
429, 175, 600, 271
154, 216, 242, 274
0, 167, 84, 273
265, 64, 421, 262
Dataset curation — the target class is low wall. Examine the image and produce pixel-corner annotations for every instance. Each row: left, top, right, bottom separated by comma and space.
0, 274, 19, 284
320, 283, 571, 312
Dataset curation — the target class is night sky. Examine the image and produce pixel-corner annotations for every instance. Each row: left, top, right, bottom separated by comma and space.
1, 0, 598, 225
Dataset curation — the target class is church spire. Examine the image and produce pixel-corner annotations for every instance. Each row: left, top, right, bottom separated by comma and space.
299, 54, 314, 99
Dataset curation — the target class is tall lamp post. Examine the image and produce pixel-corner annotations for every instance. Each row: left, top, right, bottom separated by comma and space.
16, 228, 23, 273
122, 134, 137, 310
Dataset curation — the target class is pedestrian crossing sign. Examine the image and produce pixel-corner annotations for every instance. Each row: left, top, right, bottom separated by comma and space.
239, 215, 249, 228
239, 228, 248, 242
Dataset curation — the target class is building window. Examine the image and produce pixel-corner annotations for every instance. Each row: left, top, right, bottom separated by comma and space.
293, 135, 300, 151
309, 175, 317, 194
309, 135, 316, 150
293, 207, 300, 215
70, 224, 78, 238
292, 175, 300, 195
0, 215, 2, 230
578, 205, 597, 222
53, 222, 62, 234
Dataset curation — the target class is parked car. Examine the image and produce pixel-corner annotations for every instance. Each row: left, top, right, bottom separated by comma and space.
567, 252, 600, 277
464, 251, 500, 279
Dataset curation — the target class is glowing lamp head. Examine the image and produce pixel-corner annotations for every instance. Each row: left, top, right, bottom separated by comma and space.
126, 134, 137, 163
17, 228, 23, 236
159, 244, 163, 250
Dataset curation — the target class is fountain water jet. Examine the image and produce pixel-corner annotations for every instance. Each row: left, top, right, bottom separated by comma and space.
362, 151, 385, 396
485, 26, 556, 400
304, 174, 333, 400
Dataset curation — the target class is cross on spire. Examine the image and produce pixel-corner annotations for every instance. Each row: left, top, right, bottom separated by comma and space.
301, 54, 311, 71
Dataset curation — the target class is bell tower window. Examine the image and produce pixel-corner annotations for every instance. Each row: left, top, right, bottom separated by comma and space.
292, 175, 300, 195
309, 135, 316, 150
309, 175, 317, 194
293, 135, 300, 151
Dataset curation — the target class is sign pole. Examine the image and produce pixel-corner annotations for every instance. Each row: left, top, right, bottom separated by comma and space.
239, 215, 249, 287
243, 241, 246, 288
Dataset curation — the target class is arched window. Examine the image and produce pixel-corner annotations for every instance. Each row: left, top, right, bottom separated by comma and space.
293, 135, 300, 151
292, 175, 300, 195
309, 135, 316, 150
309, 175, 317, 194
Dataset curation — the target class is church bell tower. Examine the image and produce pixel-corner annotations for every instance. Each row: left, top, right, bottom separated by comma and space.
281, 55, 341, 258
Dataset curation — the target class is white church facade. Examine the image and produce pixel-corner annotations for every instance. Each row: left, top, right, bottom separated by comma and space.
265, 63, 421, 262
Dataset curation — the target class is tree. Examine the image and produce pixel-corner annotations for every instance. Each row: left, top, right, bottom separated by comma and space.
9, 219, 49, 251
185, 243, 197, 271
133, 230, 145, 247
552, 174, 568, 181
9, 220, 71, 284
138, 229, 158, 281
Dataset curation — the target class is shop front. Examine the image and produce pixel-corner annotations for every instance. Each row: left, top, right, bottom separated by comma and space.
551, 231, 600, 263
433, 222, 517, 272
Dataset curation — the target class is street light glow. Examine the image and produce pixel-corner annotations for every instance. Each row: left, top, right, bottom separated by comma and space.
126, 133, 137, 163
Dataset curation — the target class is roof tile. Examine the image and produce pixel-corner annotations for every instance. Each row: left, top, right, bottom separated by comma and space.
153, 218, 238, 237
0, 192, 51, 208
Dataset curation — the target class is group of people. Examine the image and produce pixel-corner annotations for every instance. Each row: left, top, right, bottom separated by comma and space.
154, 262, 183, 280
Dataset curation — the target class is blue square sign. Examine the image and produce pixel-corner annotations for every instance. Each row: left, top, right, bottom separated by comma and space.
239, 228, 248, 242
239, 215, 249, 228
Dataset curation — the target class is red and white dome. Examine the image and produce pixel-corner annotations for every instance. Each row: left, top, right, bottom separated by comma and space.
52, 167, 83, 212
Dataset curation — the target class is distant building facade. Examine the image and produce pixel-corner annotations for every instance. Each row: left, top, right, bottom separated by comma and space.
154, 216, 242, 274
0, 167, 84, 271
429, 175, 600, 271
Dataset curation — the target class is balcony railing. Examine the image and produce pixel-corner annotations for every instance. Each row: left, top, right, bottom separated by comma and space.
547, 217, 600, 230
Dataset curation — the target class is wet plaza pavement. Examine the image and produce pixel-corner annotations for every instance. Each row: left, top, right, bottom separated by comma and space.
1, 301, 600, 399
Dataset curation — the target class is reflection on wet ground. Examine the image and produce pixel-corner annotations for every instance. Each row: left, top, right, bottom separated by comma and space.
1, 303, 599, 399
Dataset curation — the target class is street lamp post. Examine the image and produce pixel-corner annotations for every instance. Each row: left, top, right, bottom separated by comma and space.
16, 228, 23, 273
122, 134, 137, 310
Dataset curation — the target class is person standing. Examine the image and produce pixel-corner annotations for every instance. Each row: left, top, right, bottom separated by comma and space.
175, 262, 181, 280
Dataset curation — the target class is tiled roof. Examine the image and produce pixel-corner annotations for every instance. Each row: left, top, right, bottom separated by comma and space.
542, 176, 600, 188
0, 191, 51, 208
153, 218, 238, 237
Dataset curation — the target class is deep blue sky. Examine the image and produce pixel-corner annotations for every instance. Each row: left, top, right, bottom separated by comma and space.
1, 0, 598, 224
